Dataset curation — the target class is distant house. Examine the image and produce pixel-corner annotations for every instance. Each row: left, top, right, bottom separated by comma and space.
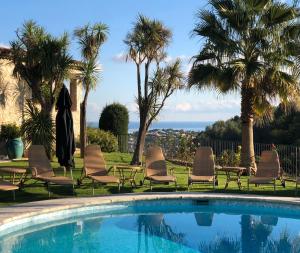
0, 46, 82, 138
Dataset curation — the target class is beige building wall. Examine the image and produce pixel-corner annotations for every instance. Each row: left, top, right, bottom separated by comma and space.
0, 59, 82, 138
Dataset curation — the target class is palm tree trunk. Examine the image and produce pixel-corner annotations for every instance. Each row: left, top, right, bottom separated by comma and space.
80, 101, 87, 158
131, 116, 147, 165
240, 85, 256, 173
80, 87, 89, 158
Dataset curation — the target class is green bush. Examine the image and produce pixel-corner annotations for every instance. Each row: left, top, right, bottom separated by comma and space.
217, 146, 241, 166
0, 124, 21, 141
99, 103, 129, 152
99, 103, 129, 136
21, 102, 55, 158
87, 128, 118, 152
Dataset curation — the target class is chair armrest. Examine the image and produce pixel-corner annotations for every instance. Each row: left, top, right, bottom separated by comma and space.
55, 166, 66, 176
29, 167, 38, 177
107, 166, 115, 175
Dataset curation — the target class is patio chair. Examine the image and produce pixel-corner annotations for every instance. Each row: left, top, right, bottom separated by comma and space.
0, 179, 19, 200
143, 146, 177, 191
78, 144, 120, 194
188, 147, 217, 191
28, 145, 74, 196
247, 150, 282, 191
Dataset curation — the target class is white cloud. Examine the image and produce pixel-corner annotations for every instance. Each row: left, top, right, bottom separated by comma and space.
112, 52, 128, 63
0, 43, 10, 49
175, 102, 192, 111
165, 55, 191, 63
173, 99, 240, 113
126, 102, 138, 113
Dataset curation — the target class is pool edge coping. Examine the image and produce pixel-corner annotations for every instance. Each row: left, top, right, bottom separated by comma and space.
1, 192, 300, 228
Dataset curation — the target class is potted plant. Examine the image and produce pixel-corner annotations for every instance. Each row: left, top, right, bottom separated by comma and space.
0, 124, 23, 159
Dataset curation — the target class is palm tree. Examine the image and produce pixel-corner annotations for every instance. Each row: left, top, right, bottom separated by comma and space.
74, 23, 108, 157
10, 20, 72, 118
189, 0, 300, 169
125, 15, 184, 165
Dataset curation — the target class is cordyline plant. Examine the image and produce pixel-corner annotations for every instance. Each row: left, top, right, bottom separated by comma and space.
74, 23, 108, 157
189, 0, 300, 171
125, 15, 185, 165
10, 20, 72, 118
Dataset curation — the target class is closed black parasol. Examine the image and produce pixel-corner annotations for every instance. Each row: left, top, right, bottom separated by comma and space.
56, 84, 75, 170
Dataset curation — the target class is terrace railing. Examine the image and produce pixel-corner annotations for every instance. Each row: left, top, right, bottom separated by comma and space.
118, 134, 300, 178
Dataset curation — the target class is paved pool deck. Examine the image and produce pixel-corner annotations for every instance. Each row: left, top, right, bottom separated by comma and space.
1, 192, 300, 230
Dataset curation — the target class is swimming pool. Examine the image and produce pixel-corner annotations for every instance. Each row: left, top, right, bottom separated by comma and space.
1, 197, 300, 253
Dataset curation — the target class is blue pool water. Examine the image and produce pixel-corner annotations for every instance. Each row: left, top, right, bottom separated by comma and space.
1, 199, 300, 253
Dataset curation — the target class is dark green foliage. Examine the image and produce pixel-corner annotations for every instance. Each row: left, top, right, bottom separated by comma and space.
255, 105, 300, 146
87, 128, 118, 152
197, 104, 300, 146
99, 103, 129, 136
0, 124, 21, 140
217, 147, 241, 167
197, 116, 242, 142
21, 102, 55, 158
98, 103, 129, 152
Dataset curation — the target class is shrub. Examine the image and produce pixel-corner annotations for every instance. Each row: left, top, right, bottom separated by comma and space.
87, 128, 118, 152
99, 103, 129, 152
99, 103, 129, 136
0, 124, 21, 141
217, 146, 241, 166
21, 102, 55, 158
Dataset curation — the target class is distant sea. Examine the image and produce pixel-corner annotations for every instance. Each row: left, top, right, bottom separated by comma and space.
88, 121, 213, 133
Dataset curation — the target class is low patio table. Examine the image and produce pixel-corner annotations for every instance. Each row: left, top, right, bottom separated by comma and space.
217, 166, 247, 190
0, 167, 27, 186
114, 164, 143, 188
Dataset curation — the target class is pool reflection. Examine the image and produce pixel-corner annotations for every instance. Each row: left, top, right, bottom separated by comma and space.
2, 210, 300, 253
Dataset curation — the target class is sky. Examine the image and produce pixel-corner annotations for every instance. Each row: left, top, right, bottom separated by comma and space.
0, 0, 241, 123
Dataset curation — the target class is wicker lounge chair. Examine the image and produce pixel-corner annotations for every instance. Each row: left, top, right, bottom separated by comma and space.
28, 145, 74, 196
78, 144, 120, 194
144, 146, 177, 191
247, 150, 282, 191
0, 179, 19, 200
188, 147, 217, 191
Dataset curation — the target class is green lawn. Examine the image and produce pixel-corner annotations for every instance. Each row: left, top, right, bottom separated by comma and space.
0, 152, 298, 207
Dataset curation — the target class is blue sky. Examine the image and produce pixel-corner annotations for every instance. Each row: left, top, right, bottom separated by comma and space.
0, 0, 240, 122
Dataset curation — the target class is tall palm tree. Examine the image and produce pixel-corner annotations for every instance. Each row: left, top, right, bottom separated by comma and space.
10, 20, 72, 118
189, 0, 300, 169
125, 15, 184, 165
74, 23, 108, 157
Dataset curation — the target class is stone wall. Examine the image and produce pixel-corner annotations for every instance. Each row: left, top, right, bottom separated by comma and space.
0, 59, 82, 138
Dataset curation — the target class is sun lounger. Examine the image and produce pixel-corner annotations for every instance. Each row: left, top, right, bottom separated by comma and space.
78, 144, 120, 194
143, 146, 177, 191
247, 150, 282, 191
188, 147, 217, 190
0, 179, 19, 200
28, 145, 74, 196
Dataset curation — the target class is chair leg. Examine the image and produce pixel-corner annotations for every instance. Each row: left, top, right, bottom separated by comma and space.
175, 181, 177, 192
46, 182, 51, 198
118, 183, 121, 192
274, 180, 276, 192
150, 180, 152, 191
12, 190, 15, 201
